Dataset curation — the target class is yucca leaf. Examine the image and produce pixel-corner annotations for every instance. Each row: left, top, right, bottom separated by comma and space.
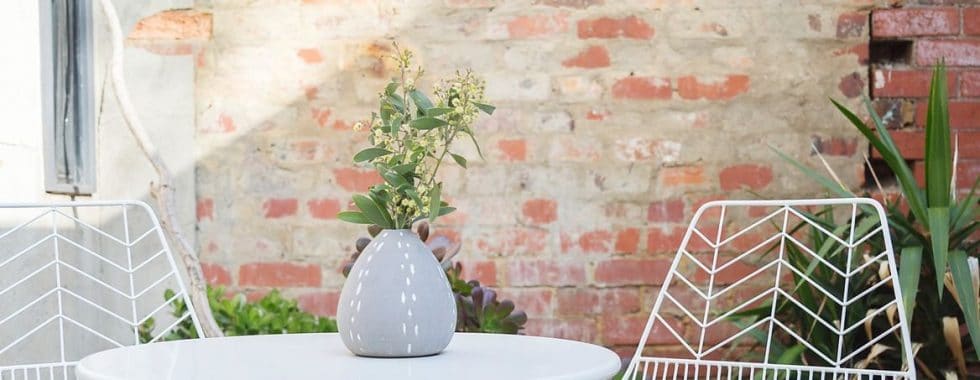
949, 250, 980, 360
770, 146, 854, 197
831, 98, 928, 224
352, 194, 392, 229
898, 246, 922, 322
950, 176, 979, 231
928, 207, 950, 296
925, 63, 952, 208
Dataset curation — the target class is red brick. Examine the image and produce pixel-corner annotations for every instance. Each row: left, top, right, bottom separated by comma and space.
444, 0, 496, 8
298, 290, 340, 316
647, 226, 685, 254
585, 108, 610, 121
262, 198, 298, 218
691, 257, 761, 285
873, 69, 956, 98
577, 16, 653, 39
557, 288, 641, 316
534, 0, 604, 8
497, 288, 554, 316
217, 113, 236, 132
612, 76, 671, 100
200, 262, 232, 286
474, 227, 549, 256
506, 260, 586, 286
836, 11, 867, 38
962, 72, 980, 97
307, 198, 341, 220
648, 199, 685, 223
196, 198, 214, 221
460, 260, 498, 286
677, 75, 750, 101
659, 166, 706, 187
595, 259, 672, 286
297, 48, 323, 64
966, 8, 980, 36
914, 101, 980, 129
872, 8, 959, 37
601, 315, 681, 345
719, 164, 773, 191
522, 198, 558, 224
954, 159, 980, 189
915, 40, 980, 67
525, 318, 598, 342
496, 139, 527, 162
561, 45, 611, 68
311, 107, 331, 128
562, 229, 615, 253
615, 228, 641, 254
812, 136, 859, 156
333, 168, 382, 192
128, 10, 212, 41
838, 72, 865, 98
239, 262, 322, 287
876, 130, 980, 159
506, 13, 569, 38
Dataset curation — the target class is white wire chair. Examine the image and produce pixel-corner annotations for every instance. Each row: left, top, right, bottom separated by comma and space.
624, 198, 916, 380
0, 201, 203, 379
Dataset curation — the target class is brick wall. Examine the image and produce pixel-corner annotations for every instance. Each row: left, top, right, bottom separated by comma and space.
870, 1, 980, 189
189, 0, 881, 357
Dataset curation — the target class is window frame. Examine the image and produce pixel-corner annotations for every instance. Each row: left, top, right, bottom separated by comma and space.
39, 0, 97, 195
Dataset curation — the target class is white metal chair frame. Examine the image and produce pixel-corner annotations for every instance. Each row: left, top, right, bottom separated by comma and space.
0, 201, 203, 379
625, 198, 916, 380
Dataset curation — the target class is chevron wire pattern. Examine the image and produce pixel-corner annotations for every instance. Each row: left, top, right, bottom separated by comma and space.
0, 202, 203, 380
625, 199, 915, 380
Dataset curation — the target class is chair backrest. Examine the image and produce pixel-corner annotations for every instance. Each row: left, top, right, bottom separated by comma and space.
0, 201, 203, 379
625, 198, 915, 380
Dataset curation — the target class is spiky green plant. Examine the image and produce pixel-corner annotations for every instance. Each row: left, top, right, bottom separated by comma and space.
774, 63, 979, 376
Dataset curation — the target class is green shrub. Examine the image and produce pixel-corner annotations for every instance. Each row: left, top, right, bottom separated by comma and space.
141, 287, 336, 342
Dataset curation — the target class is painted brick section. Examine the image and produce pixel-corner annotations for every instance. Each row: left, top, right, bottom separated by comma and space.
128, 10, 212, 40
239, 262, 322, 287
577, 16, 653, 39
195, 0, 884, 354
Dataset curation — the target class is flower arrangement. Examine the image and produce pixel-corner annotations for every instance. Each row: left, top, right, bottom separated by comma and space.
338, 46, 494, 230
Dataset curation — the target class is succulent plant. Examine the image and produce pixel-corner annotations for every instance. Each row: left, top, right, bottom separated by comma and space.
341, 222, 526, 334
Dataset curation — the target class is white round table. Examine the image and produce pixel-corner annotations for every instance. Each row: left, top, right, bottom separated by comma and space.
77, 333, 622, 380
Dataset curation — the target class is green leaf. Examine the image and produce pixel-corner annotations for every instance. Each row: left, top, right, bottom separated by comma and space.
410, 117, 448, 130
409, 90, 434, 110
353, 148, 391, 163
898, 246, 922, 323
473, 102, 495, 115
353, 194, 392, 229
384, 81, 399, 96
774, 344, 805, 365
337, 211, 371, 224
924, 63, 952, 208
425, 107, 453, 117
428, 183, 441, 222
388, 94, 405, 113
770, 146, 854, 198
391, 163, 417, 176
381, 170, 409, 188
949, 250, 980, 360
950, 176, 979, 231
451, 153, 467, 168
437, 206, 456, 217
831, 98, 928, 224
928, 207, 950, 296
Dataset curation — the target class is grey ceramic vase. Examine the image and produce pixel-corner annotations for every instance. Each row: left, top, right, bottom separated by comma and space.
336, 229, 457, 357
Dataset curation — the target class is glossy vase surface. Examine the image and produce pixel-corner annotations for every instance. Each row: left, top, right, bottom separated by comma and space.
337, 229, 457, 357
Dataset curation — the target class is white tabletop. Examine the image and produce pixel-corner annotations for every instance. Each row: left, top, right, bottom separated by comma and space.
76, 333, 622, 380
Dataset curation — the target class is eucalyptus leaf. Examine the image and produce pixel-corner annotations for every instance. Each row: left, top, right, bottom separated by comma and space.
353, 194, 392, 229
473, 102, 495, 115
425, 107, 453, 117
337, 211, 371, 224
353, 148, 391, 163
451, 153, 467, 168
409, 90, 434, 110
410, 117, 448, 130
428, 183, 441, 222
